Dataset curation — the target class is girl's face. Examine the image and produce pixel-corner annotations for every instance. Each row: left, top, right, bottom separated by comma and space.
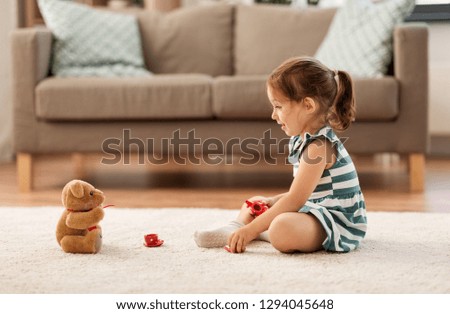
268, 86, 316, 137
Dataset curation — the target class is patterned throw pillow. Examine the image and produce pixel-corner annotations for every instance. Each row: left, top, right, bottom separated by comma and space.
315, 0, 415, 78
38, 0, 151, 77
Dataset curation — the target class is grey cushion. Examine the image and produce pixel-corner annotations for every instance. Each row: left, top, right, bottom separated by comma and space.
213, 76, 399, 121
234, 4, 336, 75
213, 76, 272, 119
36, 75, 213, 121
137, 4, 234, 77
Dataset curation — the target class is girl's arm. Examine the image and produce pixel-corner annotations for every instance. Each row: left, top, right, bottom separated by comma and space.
267, 192, 288, 206
228, 139, 332, 253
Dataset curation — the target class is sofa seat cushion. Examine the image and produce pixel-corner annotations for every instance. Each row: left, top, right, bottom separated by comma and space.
353, 78, 399, 121
213, 76, 399, 122
36, 74, 212, 121
213, 76, 272, 119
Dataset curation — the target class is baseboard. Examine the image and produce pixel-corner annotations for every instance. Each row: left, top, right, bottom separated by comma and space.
430, 135, 450, 157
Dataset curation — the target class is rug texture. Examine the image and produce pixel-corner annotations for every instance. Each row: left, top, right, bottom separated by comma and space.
1, 207, 449, 294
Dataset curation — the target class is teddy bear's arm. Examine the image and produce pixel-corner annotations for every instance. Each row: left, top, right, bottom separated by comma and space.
65, 207, 105, 230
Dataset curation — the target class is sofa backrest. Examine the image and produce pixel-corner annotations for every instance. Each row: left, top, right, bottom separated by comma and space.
137, 5, 234, 77
138, 5, 234, 76
234, 5, 336, 75
136, 4, 336, 76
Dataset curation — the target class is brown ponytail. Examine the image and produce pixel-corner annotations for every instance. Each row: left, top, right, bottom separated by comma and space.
327, 70, 356, 131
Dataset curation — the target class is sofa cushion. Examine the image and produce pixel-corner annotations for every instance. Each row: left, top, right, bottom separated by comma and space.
137, 5, 233, 77
37, 0, 150, 77
353, 78, 399, 121
213, 76, 399, 122
213, 76, 272, 119
35, 75, 212, 121
234, 5, 336, 75
315, 0, 415, 78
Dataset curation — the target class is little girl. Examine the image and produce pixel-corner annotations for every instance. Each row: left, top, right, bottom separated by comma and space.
194, 56, 367, 254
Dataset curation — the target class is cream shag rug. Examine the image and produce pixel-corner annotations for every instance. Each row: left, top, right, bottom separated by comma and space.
1, 207, 449, 294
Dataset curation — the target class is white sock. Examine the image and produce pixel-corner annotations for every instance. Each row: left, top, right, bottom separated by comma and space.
257, 231, 270, 243
194, 221, 243, 248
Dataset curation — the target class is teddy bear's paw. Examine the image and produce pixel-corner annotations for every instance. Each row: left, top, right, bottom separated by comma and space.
85, 228, 102, 253
94, 234, 102, 253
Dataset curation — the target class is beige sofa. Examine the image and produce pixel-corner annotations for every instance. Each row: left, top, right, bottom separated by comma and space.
11, 4, 428, 192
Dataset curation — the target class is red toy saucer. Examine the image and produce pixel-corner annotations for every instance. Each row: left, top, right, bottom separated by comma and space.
143, 240, 164, 247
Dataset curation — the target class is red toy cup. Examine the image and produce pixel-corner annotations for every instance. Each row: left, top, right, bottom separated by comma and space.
246, 200, 268, 217
144, 233, 164, 247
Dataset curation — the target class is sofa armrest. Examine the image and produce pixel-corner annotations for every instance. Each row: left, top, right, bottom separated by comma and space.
393, 23, 429, 152
11, 28, 52, 152
11, 28, 52, 85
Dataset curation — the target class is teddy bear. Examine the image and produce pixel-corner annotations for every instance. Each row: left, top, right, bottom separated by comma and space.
56, 179, 105, 254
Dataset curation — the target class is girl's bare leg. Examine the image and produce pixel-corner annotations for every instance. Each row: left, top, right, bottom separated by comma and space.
268, 212, 326, 253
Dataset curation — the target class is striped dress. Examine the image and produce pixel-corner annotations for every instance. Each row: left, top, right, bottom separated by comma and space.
288, 126, 367, 252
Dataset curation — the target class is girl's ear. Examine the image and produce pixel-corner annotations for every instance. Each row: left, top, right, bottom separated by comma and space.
303, 97, 319, 114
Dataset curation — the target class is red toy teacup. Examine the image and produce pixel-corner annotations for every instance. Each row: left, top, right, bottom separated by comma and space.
144, 233, 164, 247
246, 200, 268, 217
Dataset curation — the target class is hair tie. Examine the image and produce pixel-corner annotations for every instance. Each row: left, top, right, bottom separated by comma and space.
334, 70, 339, 88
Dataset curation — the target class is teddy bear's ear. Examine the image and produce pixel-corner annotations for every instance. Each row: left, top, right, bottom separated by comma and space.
69, 181, 85, 199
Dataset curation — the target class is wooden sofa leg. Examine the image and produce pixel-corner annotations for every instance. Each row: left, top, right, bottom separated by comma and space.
409, 154, 425, 192
17, 153, 33, 193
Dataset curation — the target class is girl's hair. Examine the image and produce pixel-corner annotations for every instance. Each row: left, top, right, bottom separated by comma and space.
267, 56, 355, 131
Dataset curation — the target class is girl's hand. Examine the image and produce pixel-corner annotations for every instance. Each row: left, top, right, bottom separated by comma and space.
227, 225, 259, 253
246, 196, 275, 207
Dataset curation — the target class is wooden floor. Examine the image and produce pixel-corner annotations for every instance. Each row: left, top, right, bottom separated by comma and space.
1, 153, 449, 212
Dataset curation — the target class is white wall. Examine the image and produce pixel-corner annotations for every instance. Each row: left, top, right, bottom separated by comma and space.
428, 22, 450, 135
0, 1, 18, 162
